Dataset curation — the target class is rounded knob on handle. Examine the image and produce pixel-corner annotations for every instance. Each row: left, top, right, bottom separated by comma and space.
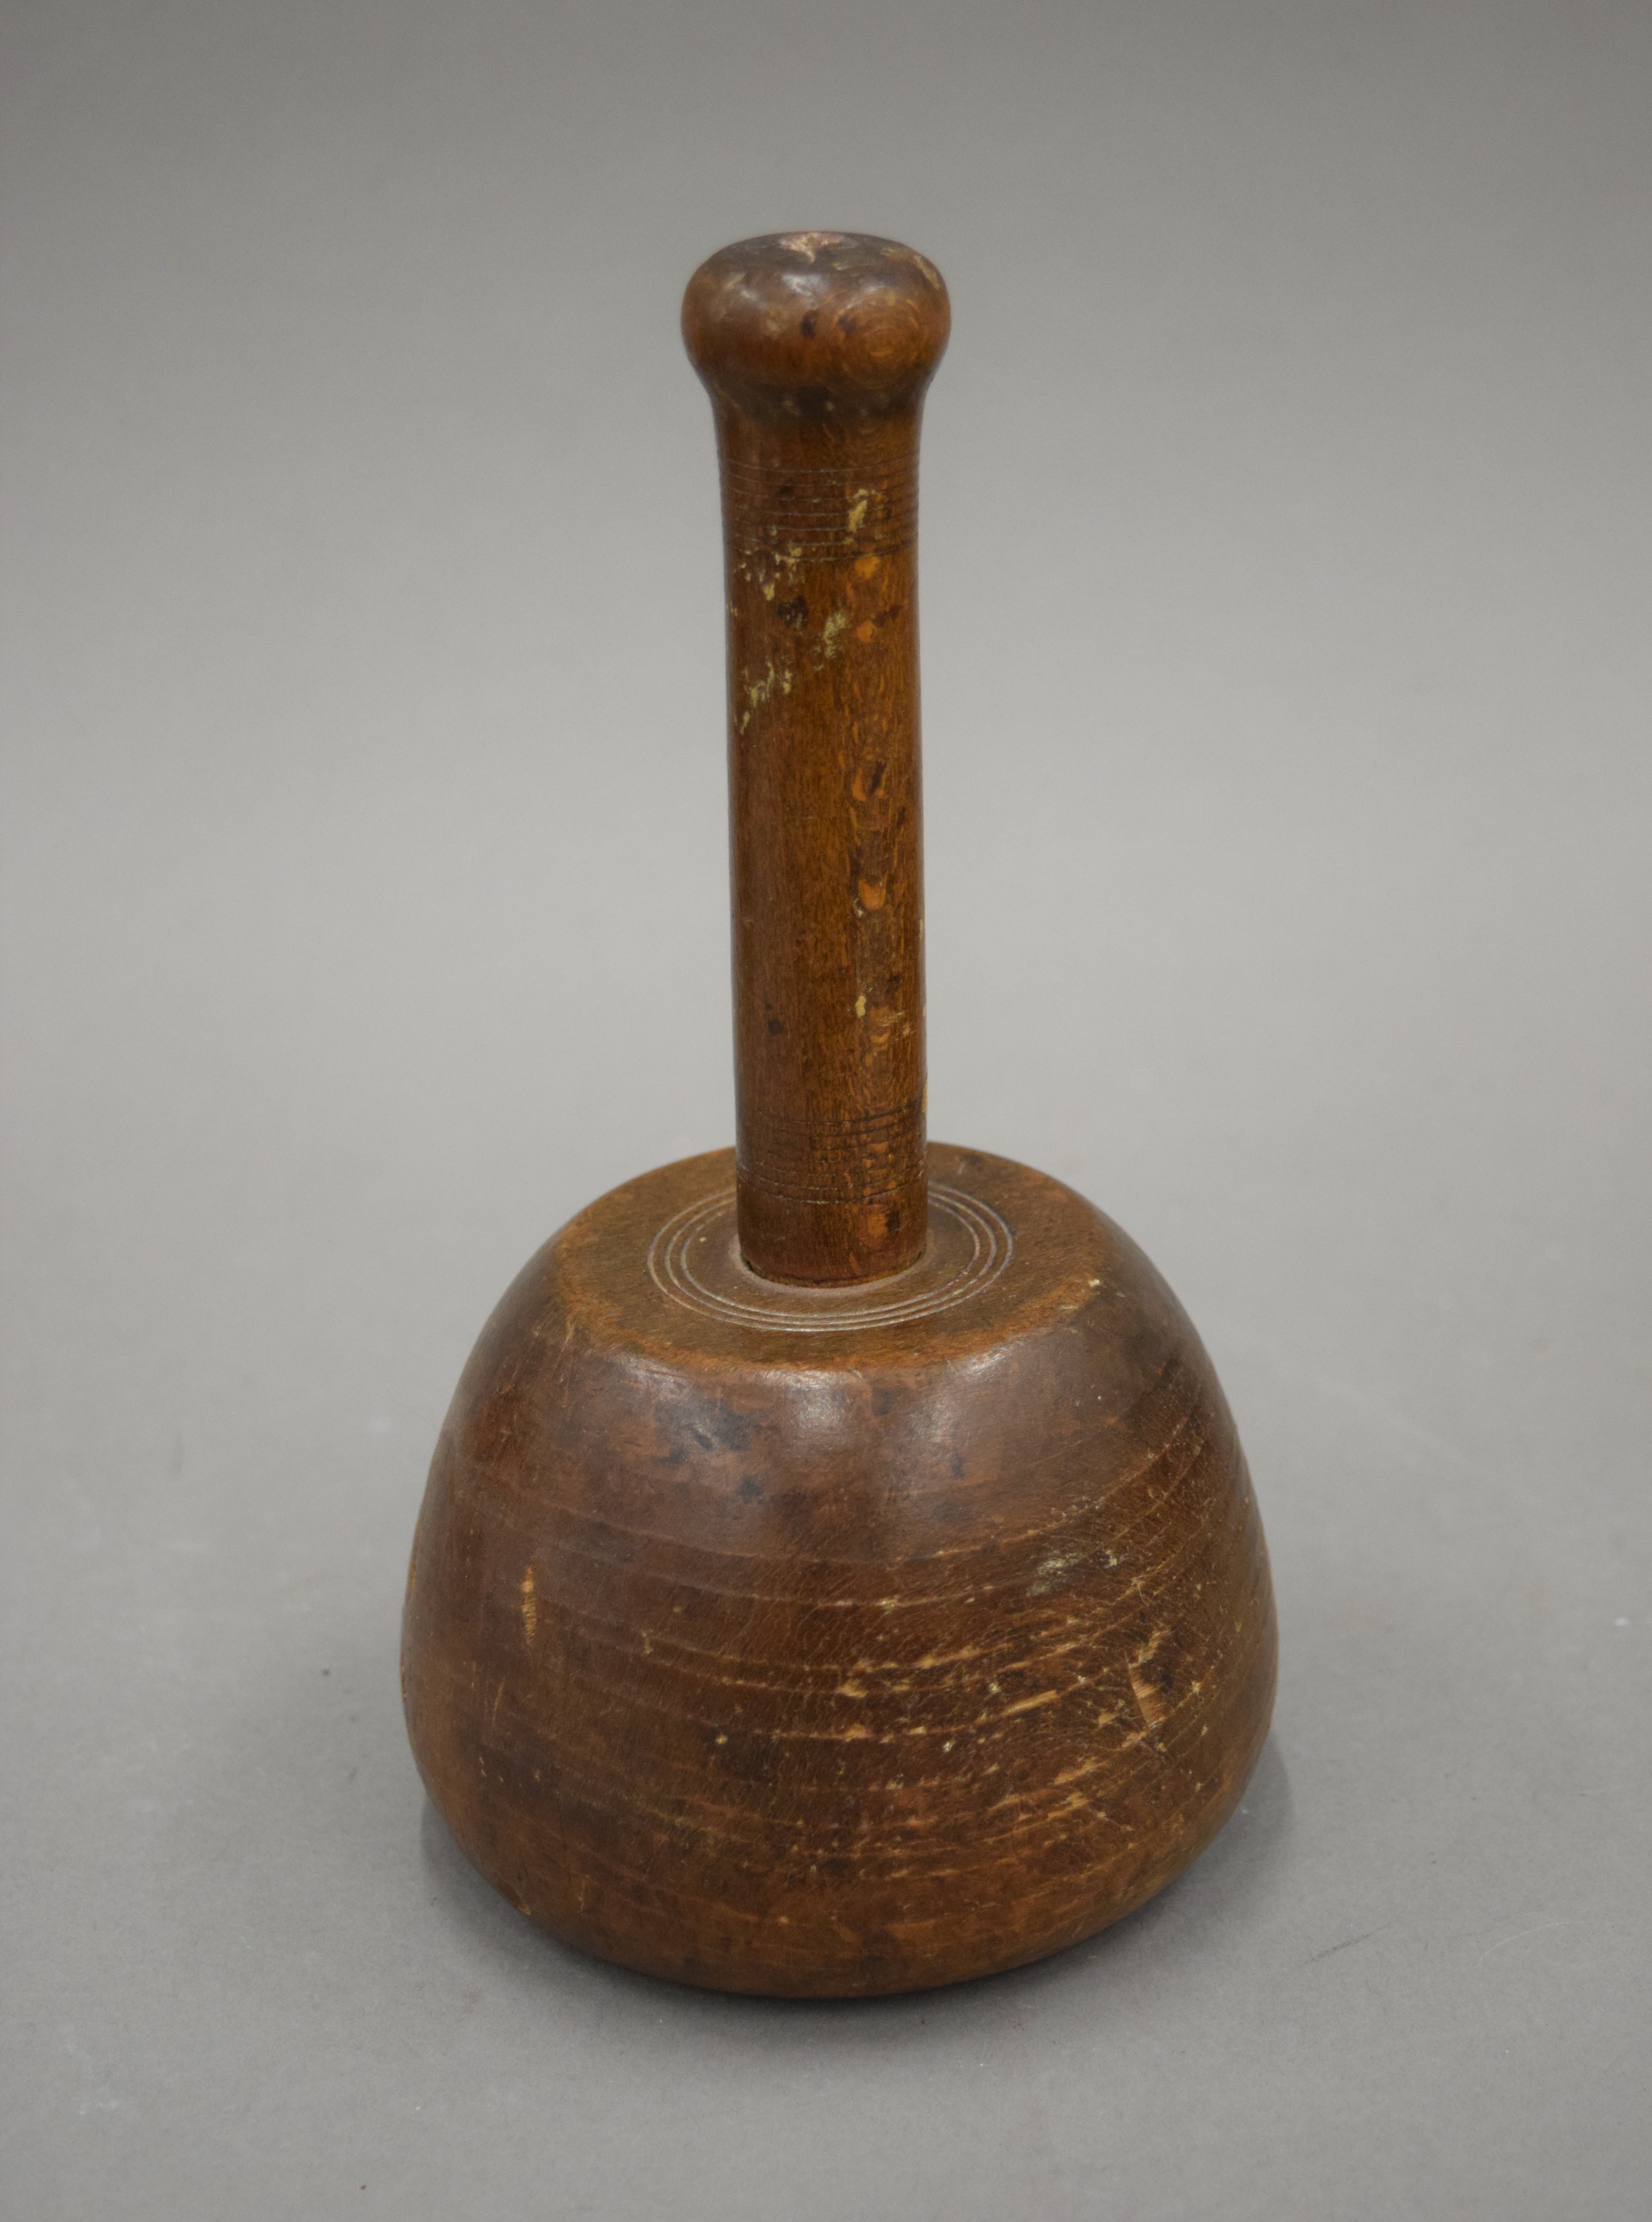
684, 232, 950, 418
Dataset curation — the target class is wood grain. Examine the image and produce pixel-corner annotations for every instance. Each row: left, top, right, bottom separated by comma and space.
404, 1147, 1275, 1996
403, 235, 1277, 1997
684, 233, 948, 1285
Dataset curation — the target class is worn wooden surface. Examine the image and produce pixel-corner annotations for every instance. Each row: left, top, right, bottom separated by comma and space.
684, 233, 948, 1286
404, 1146, 1275, 1996
403, 233, 1275, 1996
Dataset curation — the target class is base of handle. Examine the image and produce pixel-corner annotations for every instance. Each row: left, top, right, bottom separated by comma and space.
733, 1169, 929, 1288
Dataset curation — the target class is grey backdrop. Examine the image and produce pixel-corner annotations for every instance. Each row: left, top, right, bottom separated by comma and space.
3, 2, 1649, 2216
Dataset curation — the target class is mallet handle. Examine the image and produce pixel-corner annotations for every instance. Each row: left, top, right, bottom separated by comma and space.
684, 232, 949, 1285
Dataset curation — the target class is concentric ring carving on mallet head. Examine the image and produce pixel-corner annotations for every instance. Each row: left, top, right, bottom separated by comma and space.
402, 234, 1277, 1999
647, 1180, 1014, 1333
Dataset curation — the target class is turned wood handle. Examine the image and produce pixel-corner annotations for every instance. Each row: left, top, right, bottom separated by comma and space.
684, 232, 950, 1286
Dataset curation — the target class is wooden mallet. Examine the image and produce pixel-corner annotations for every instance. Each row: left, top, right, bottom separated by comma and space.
402, 233, 1276, 1996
